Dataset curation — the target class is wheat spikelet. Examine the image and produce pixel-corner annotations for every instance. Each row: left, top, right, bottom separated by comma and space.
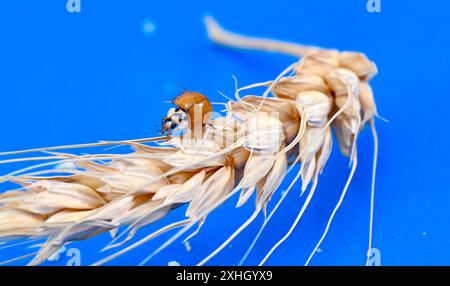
0, 16, 381, 266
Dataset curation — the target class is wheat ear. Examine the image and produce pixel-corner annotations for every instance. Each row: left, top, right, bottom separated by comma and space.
0, 16, 381, 266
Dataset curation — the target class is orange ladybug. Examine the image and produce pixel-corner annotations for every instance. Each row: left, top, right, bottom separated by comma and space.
161, 91, 212, 138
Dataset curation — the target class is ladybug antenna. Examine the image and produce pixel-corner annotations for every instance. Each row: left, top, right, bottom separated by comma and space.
174, 81, 190, 93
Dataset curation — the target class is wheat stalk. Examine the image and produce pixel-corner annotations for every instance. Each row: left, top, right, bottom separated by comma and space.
0, 16, 381, 266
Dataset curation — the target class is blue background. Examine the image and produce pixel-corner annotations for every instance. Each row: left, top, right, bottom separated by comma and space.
0, 0, 449, 266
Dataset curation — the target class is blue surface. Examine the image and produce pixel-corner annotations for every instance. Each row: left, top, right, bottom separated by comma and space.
0, 0, 449, 266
